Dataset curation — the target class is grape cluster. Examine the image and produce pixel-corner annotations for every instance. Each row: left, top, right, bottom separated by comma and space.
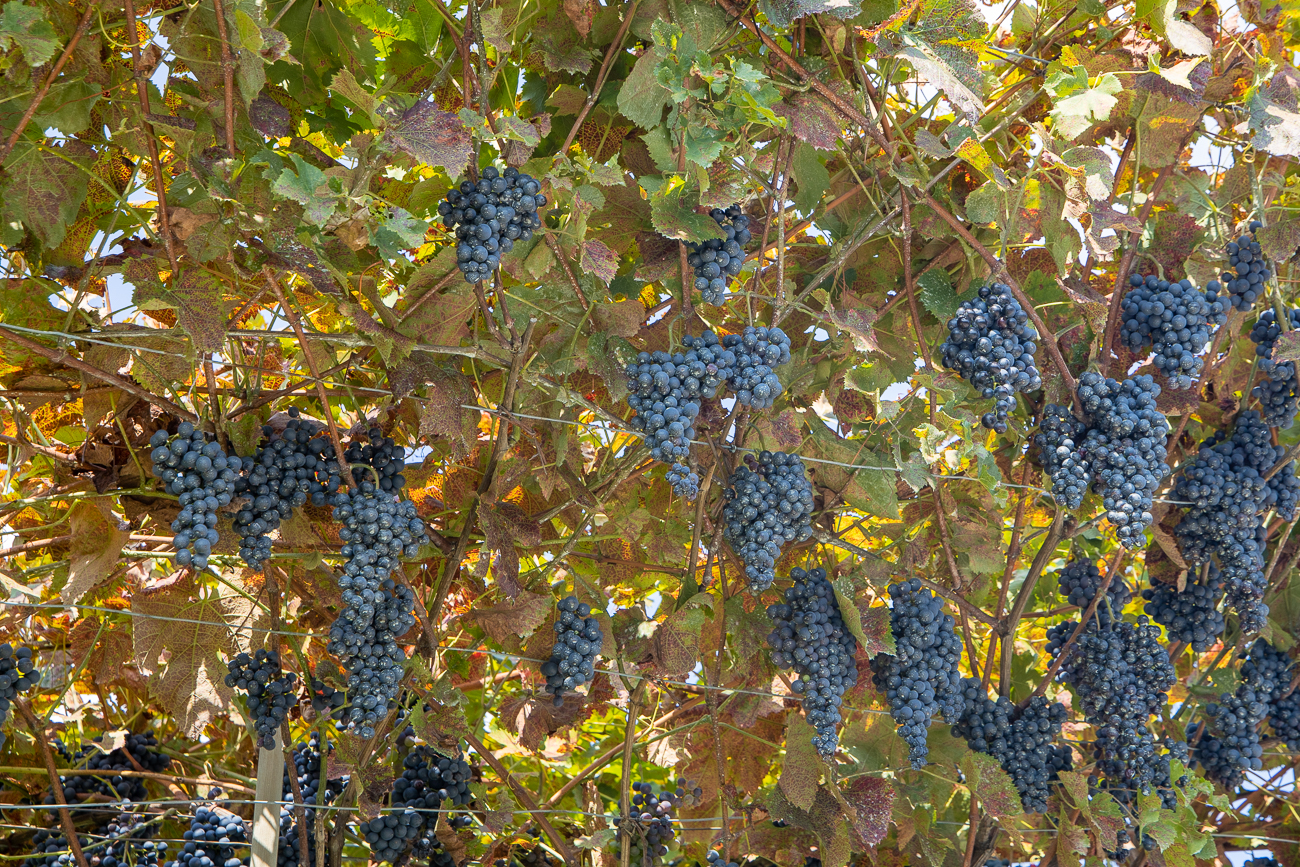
953, 679, 1071, 813
721, 326, 790, 408
149, 423, 245, 570
0, 643, 40, 730
277, 736, 343, 867
1249, 308, 1300, 429
687, 205, 752, 305
22, 831, 83, 867
1236, 640, 1300, 751
1190, 686, 1268, 789
438, 166, 544, 284
1039, 373, 1171, 547
721, 451, 815, 592
328, 438, 427, 737
1035, 404, 1090, 508
1173, 410, 1298, 634
1119, 273, 1226, 389
44, 732, 170, 814
232, 409, 341, 567
309, 678, 346, 720
100, 811, 169, 867
1056, 558, 1131, 627
360, 746, 474, 863
165, 804, 248, 867
616, 781, 685, 865
704, 851, 739, 867
870, 578, 965, 768
939, 282, 1042, 432
1142, 567, 1225, 651
1207, 221, 1271, 311
540, 595, 603, 706
225, 649, 298, 750
765, 567, 860, 756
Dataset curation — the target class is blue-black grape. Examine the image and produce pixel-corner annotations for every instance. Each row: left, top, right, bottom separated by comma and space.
686, 205, 752, 305
722, 325, 790, 409
1142, 567, 1225, 651
43, 732, 170, 819
614, 781, 687, 865
0, 642, 40, 731
1119, 273, 1225, 389
1189, 686, 1267, 790
1035, 404, 1090, 508
165, 803, 249, 867
540, 595, 603, 706
360, 746, 474, 863
232, 408, 341, 567
309, 678, 346, 720
1249, 307, 1300, 429
939, 282, 1042, 432
721, 451, 814, 592
766, 567, 860, 756
438, 166, 543, 284
148, 423, 245, 571
225, 649, 298, 750
1055, 558, 1131, 628
1207, 221, 1271, 311
870, 578, 965, 768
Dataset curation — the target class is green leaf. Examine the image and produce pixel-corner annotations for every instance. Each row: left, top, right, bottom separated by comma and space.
779, 713, 822, 811
960, 750, 1024, 819
617, 48, 670, 130
2, 141, 90, 248
373, 206, 427, 259
1046, 65, 1122, 140
272, 153, 337, 227
0, 1, 58, 64
791, 143, 829, 213
759, 0, 862, 29
330, 68, 383, 128
647, 176, 727, 243
917, 268, 959, 318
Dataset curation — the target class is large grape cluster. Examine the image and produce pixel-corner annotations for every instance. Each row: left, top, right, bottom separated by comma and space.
361, 746, 474, 863
1207, 221, 1271, 311
0, 642, 40, 731
149, 423, 245, 570
1119, 273, 1226, 389
232, 409, 341, 567
870, 578, 965, 768
165, 803, 249, 867
939, 282, 1042, 432
615, 781, 685, 865
1249, 308, 1300, 429
1142, 567, 1225, 651
721, 326, 790, 409
721, 451, 815, 592
540, 595, 603, 706
437, 166, 544, 284
765, 567, 860, 756
687, 205, 752, 305
1173, 410, 1298, 634
225, 649, 298, 750
1034, 404, 1090, 508
952, 678, 1071, 813
44, 732, 170, 816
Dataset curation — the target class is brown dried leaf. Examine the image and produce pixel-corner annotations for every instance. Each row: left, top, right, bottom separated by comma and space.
388, 101, 473, 174
774, 92, 841, 150
470, 590, 552, 645
418, 366, 478, 457
63, 500, 130, 604
592, 299, 645, 338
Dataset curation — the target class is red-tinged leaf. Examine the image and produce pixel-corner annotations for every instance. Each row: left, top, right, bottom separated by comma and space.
651, 595, 712, 675
476, 500, 530, 596
581, 239, 619, 285
62, 500, 130, 604
174, 269, 229, 354
470, 590, 552, 646
388, 100, 474, 175
592, 299, 644, 337
417, 364, 479, 458
779, 713, 822, 811
827, 295, 880, 352
773, 92, 841, 150
563, 0, 594, 36
960, 750, 1023, 819
842, 776, 894, 847
2, 141, 92, 248
496, 677, 612, 750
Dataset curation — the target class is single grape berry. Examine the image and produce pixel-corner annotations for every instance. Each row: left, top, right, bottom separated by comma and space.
438, 166, 544, 284
225, 649, 298, 750
721, 451, 815, 592
766, 567, 860, 756
870, 578, 965, 768
686, 205, 752, 305
1119, 273, 1225, 389
1206, 221, 1271, 311
148, 423, 245, 571
540, 595, 603, 706
939, 282, 1042, 432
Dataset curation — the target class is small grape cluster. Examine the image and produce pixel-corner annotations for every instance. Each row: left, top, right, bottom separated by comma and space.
722, 326, 790, 409
165, 804, 249, 867
1207, 221, 1271, 310
100, 811, 169, 867
687, 205, 752, 305
704, 850, 740, 867
939, 282, 1042, 432
45, 732, 170, 813
327, 572, 417, 738
149, 423, 245, 570
1119, 273, 1226, 389
23, 831, 80, 867
309, 678, 346, 720
1249, 308, 1300, 429
225, 649, 298, 750
1173, 410, 1298, 634
765, 567, 860, 756
1142, 567, 1225, 651
345, 427, 408, 493
1056, 558, 1131, 627
277, 735, 342, 867
361, 746, 474, 863
1038, 373, 1170, 547
721, 451, 815, 592
438, 166, 544, 284
540, 595, 603, 706
616, 781, 690, 865
1190, 687, 1268, 789
232, 408, 341, 567
0, 643, 40, 730
953, 679, 1071, 813
870, 578, 965, 768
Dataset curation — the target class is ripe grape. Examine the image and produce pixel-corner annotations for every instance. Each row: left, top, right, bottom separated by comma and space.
1249, 307, 1300, 429
939, 282, 1042, 432
1119, 273, 1225, 389
438, 166, 544, 284
225, 649, 298, 750
615, 781, 686, 865
1142, 567, 1225, 651
148, 423, 245, 571
686, 205, 752, 305
540, 595, 603, 706
721, 451, 814, 592
164, 803, 248, 867
0, 642, 40, 731
1035, 404, 1090, 508
1206, 221, 1271, 311
361, 747, 474, 863
722, 325, 790, 409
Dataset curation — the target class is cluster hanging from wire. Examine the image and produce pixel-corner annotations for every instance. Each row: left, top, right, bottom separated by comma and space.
687, 205, 752, 305
721, 450, 815, 592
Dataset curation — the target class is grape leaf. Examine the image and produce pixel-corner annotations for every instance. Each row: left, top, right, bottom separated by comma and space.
62, 501, 131, 604
1247, 66, 1300, 159
388, 100, 474, 175
842, 776, 894, 847
774, 92, 841, 150
272, 153, 337, 227
0, 1, 58, 64
792, 144, 829, 213
648, 176, 728, 243
2, 141, 91, 248
471, 590, 552, 646
917, 268, 959, 318
779, 713, 822, 811
759, 0, 859, 27
617, 48, 669, 130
